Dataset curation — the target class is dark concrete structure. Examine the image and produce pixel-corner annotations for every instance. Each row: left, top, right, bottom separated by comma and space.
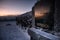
54, 0, 60, 32
32, 0, 54, 30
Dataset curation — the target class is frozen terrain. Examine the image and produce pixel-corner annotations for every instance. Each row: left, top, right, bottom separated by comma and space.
0, 21, 30, 40
0, 21, 60, 40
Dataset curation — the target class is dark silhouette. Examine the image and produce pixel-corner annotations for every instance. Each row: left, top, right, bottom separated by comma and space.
16, 11, 32, 29
32, 0, 54, 30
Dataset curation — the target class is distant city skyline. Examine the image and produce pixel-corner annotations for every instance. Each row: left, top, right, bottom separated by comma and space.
0, 0, 37, 16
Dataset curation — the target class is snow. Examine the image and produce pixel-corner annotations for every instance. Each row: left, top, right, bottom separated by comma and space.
0, 21, 30, 40
29, 28, 59, 40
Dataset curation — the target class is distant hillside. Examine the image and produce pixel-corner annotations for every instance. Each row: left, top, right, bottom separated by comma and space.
0, 16, 16, 21
17, 11, 32, 18
0, 11, 32, 21
16, 11, 32, 20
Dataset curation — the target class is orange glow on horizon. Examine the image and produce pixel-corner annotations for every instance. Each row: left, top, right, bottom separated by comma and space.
0, 9, 22, 16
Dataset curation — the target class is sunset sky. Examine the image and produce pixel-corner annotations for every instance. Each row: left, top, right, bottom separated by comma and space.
0, 0, 37, 16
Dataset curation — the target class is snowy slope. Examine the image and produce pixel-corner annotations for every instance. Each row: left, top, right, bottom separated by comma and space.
0, 21, 30, 40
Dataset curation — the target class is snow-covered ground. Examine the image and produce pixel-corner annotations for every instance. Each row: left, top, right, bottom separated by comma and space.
0, 21, 30, 40
29, 28, 60, 40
